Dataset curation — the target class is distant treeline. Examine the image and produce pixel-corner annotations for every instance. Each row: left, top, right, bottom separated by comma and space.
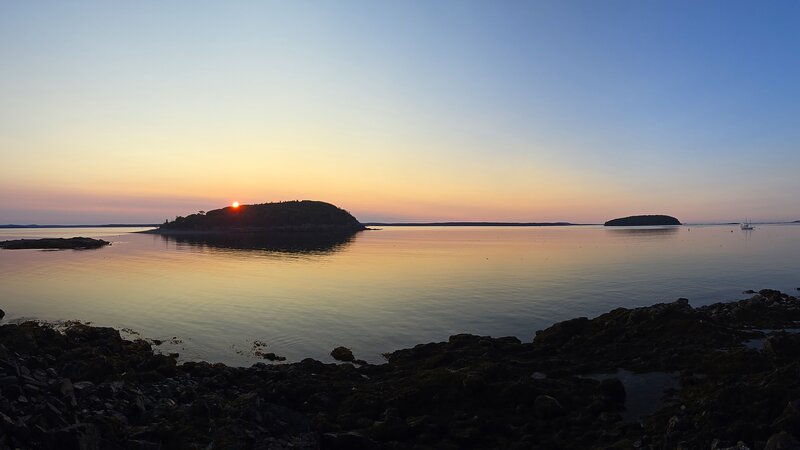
363, 222, 579, 227
0, 224, 159, 228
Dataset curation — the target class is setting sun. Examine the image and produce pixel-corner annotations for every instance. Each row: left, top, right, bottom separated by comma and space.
231, 201, 240, 208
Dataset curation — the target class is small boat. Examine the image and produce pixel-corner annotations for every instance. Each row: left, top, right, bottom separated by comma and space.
740, 219, 755, 230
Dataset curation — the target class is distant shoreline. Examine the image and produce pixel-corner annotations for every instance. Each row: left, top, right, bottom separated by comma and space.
3, 221, 800, 229
362, 222, 588, 226
2, 222, 589, 229
0, 224, 159, 229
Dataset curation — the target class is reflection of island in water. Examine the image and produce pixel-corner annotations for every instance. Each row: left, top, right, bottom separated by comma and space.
157, 231, 359, 254
605, 226, 680, 237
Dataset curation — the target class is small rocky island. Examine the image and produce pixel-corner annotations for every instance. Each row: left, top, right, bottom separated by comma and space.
149, 200, 365, 234
604, 215, 681, 226
0, 237, 111, 250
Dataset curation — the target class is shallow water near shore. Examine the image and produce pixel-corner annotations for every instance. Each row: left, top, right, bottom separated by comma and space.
586, 370, 679, 422
1, 224, 799, 366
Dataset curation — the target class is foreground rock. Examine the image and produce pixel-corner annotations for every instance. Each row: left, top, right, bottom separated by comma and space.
0, 237, 111, 250
330, 346, 355, 362
1, 290, 800, 448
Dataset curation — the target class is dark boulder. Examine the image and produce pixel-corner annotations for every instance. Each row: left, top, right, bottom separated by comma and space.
598, 378, 626, 404
321, 431, 379, 450
262, 352, 286, 362
533, 317, 590, 345
765, 432, 800, 450
773, 400, 800, 436
765, 334, 800, 358
51, 423, 100, 450
534, 395, 564, 418
331, 347, 355, 362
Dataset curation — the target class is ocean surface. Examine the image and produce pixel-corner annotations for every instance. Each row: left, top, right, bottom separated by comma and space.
1, 225, 798, 365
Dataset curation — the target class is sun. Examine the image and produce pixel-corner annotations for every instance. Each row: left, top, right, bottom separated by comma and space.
231, 201, 240, 208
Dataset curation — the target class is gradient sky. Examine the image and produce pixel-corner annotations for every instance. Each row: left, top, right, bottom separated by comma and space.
2, 1, 799, 224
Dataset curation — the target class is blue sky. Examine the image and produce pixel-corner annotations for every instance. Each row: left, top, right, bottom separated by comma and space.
1, 1, 799, 223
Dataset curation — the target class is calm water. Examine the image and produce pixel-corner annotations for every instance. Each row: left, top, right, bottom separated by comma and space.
1, 225, 799, 365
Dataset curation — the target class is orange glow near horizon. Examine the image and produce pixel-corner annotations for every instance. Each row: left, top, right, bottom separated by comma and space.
231, 201, 240, 208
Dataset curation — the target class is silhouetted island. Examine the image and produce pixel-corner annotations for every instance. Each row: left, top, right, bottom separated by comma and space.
604, 215, 681, 226
150, 200, 365, 234
0, 237, 110, 250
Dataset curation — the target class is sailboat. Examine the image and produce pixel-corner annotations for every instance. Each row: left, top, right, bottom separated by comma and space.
740, 219, 755, 230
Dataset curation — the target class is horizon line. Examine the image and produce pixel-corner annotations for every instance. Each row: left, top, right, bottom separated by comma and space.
3, 220, 800, 229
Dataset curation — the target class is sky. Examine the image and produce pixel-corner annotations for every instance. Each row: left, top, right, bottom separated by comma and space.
1, 1, 799, 224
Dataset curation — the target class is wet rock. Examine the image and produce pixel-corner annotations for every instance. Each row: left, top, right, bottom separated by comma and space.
765, 333, 800, 358
4, 384, 22, 399
534, 394, 563, 418
125, 440, 162, 450
760, 289, 783, 298
713, 442, 752, 450
0, 413, 14, 431
330, 346, 355, 362
775, 400, 800, 436
52, 423, 100, 450
462, 372, 486, 391
59, 379, 77, 406
321, 431, 379, 449
667, 415, 687, 433
533, 317, 590, 345
262, 352, 286, 362
765, 432, 800, 450
370, 415, 410, 441
448, 333, 483, 347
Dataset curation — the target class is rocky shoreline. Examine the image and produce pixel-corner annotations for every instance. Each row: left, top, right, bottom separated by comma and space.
0, 238, 111, 250
2, 290, 800, 449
